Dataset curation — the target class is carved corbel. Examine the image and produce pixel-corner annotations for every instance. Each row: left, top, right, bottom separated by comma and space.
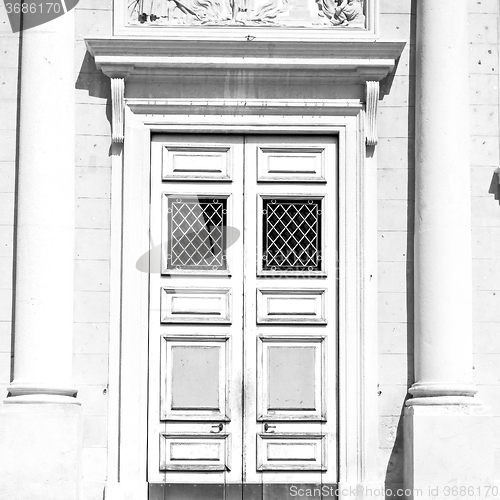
365, 80, 379, 147
111, 77, 125, 144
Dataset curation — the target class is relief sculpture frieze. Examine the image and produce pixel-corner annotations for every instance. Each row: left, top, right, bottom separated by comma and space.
128, 0, 366, 28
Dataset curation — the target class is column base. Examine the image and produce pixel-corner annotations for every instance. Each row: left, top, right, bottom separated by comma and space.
6, 382, 78, 400
409, 382, 477, 399
0, 402, 83, 500
404, 404, 495, 500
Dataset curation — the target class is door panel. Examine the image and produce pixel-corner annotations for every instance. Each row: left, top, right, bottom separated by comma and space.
243, 136, 337, 489
160, 433, 231, 472
162, 141, 234, 181
149, 135, 244, 486
256, 434, 327, 471
256, 288, 327, 324
160, 335, 230, 421
161, 287, 232, 324
149, 134, 337, 493
257, 336, 326, 421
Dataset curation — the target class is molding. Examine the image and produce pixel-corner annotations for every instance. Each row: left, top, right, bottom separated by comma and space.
111, 107, 379, 490
115, 0, 378, 38
86, 38, 405, 84
365, 80, 379, 146
128, 98, 363, 117
111, 78, 125, 143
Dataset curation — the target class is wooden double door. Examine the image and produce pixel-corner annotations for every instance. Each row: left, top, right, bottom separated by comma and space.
148, 134, 338, 498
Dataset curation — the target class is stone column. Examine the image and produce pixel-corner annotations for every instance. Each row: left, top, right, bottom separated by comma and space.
7, 10, 77, 402
404, 1, 493, 496
0, 9, 82, 500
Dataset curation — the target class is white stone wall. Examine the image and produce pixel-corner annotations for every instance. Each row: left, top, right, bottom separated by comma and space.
0, 0, 499, 497
377, 0, 500, 491
74, 2, 113, 497
468, 0, 500, 483
378, 2, 415, 490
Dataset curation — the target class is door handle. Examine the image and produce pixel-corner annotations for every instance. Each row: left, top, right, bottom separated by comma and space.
211, 423, 223, 433
264, 423, 276, 433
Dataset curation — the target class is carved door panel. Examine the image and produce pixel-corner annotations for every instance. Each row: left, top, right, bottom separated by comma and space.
149, 135, 245, 487
148, 134, 338, 494
243, 136, 338, 493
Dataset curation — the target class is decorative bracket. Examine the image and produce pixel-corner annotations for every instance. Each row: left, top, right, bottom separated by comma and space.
111, 78, 125, 144
365, 81, 379, 147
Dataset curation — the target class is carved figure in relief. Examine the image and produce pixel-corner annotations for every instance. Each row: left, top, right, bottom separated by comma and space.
317, 0, 364, 26
129, 0, 365, 26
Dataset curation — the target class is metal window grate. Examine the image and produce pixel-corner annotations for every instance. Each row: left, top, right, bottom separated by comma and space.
167, 197, 227, 271
262, 199, 322, 272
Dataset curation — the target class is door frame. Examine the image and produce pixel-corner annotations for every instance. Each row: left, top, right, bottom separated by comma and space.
104, 99, 381, 500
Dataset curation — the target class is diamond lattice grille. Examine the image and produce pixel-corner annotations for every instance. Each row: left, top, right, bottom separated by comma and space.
263, 199, 322, 272
167, 197, 227, 271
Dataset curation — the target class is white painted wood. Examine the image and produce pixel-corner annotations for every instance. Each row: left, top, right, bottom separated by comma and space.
161, 287, 232, 323
257, 434, 326, 471
162, 141, 233, 181
257, 288, 327, 324
148, 134, 244, 485
160, 335, 230, 421
244, 134, 338, 486
257, 335, 326, 421
111, 106, 379, 497
118, 110, 150, 492
160, 434, 231, 471
257, 139, 330, 182
150, 133, 340, 486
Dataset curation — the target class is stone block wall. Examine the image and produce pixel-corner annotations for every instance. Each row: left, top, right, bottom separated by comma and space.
377, 0, 500, 492
74, 1, 113, 498
0, 2, 18, 403
378, 1, 415, 491
0, 0, 499, 498
468, 0, 500, 483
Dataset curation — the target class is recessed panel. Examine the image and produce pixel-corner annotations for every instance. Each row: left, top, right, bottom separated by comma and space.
257, 289, 327, 324
161, 336, 229, 421
257, 434, 326, 471
258, 147, 327, 182
267, 442, 317, 461
171, 442, 220, 461
268, 346, 315, 410
163, 145, 232, 181
160, 434, 230, 471
172, 346, 220, 409
161, 288, 232, 323
258, 336, 326, 420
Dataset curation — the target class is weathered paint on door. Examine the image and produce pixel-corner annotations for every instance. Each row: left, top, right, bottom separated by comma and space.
148, 134, 338, 498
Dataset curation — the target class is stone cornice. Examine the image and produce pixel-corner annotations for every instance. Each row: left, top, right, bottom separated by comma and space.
86, 38, 405, 83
